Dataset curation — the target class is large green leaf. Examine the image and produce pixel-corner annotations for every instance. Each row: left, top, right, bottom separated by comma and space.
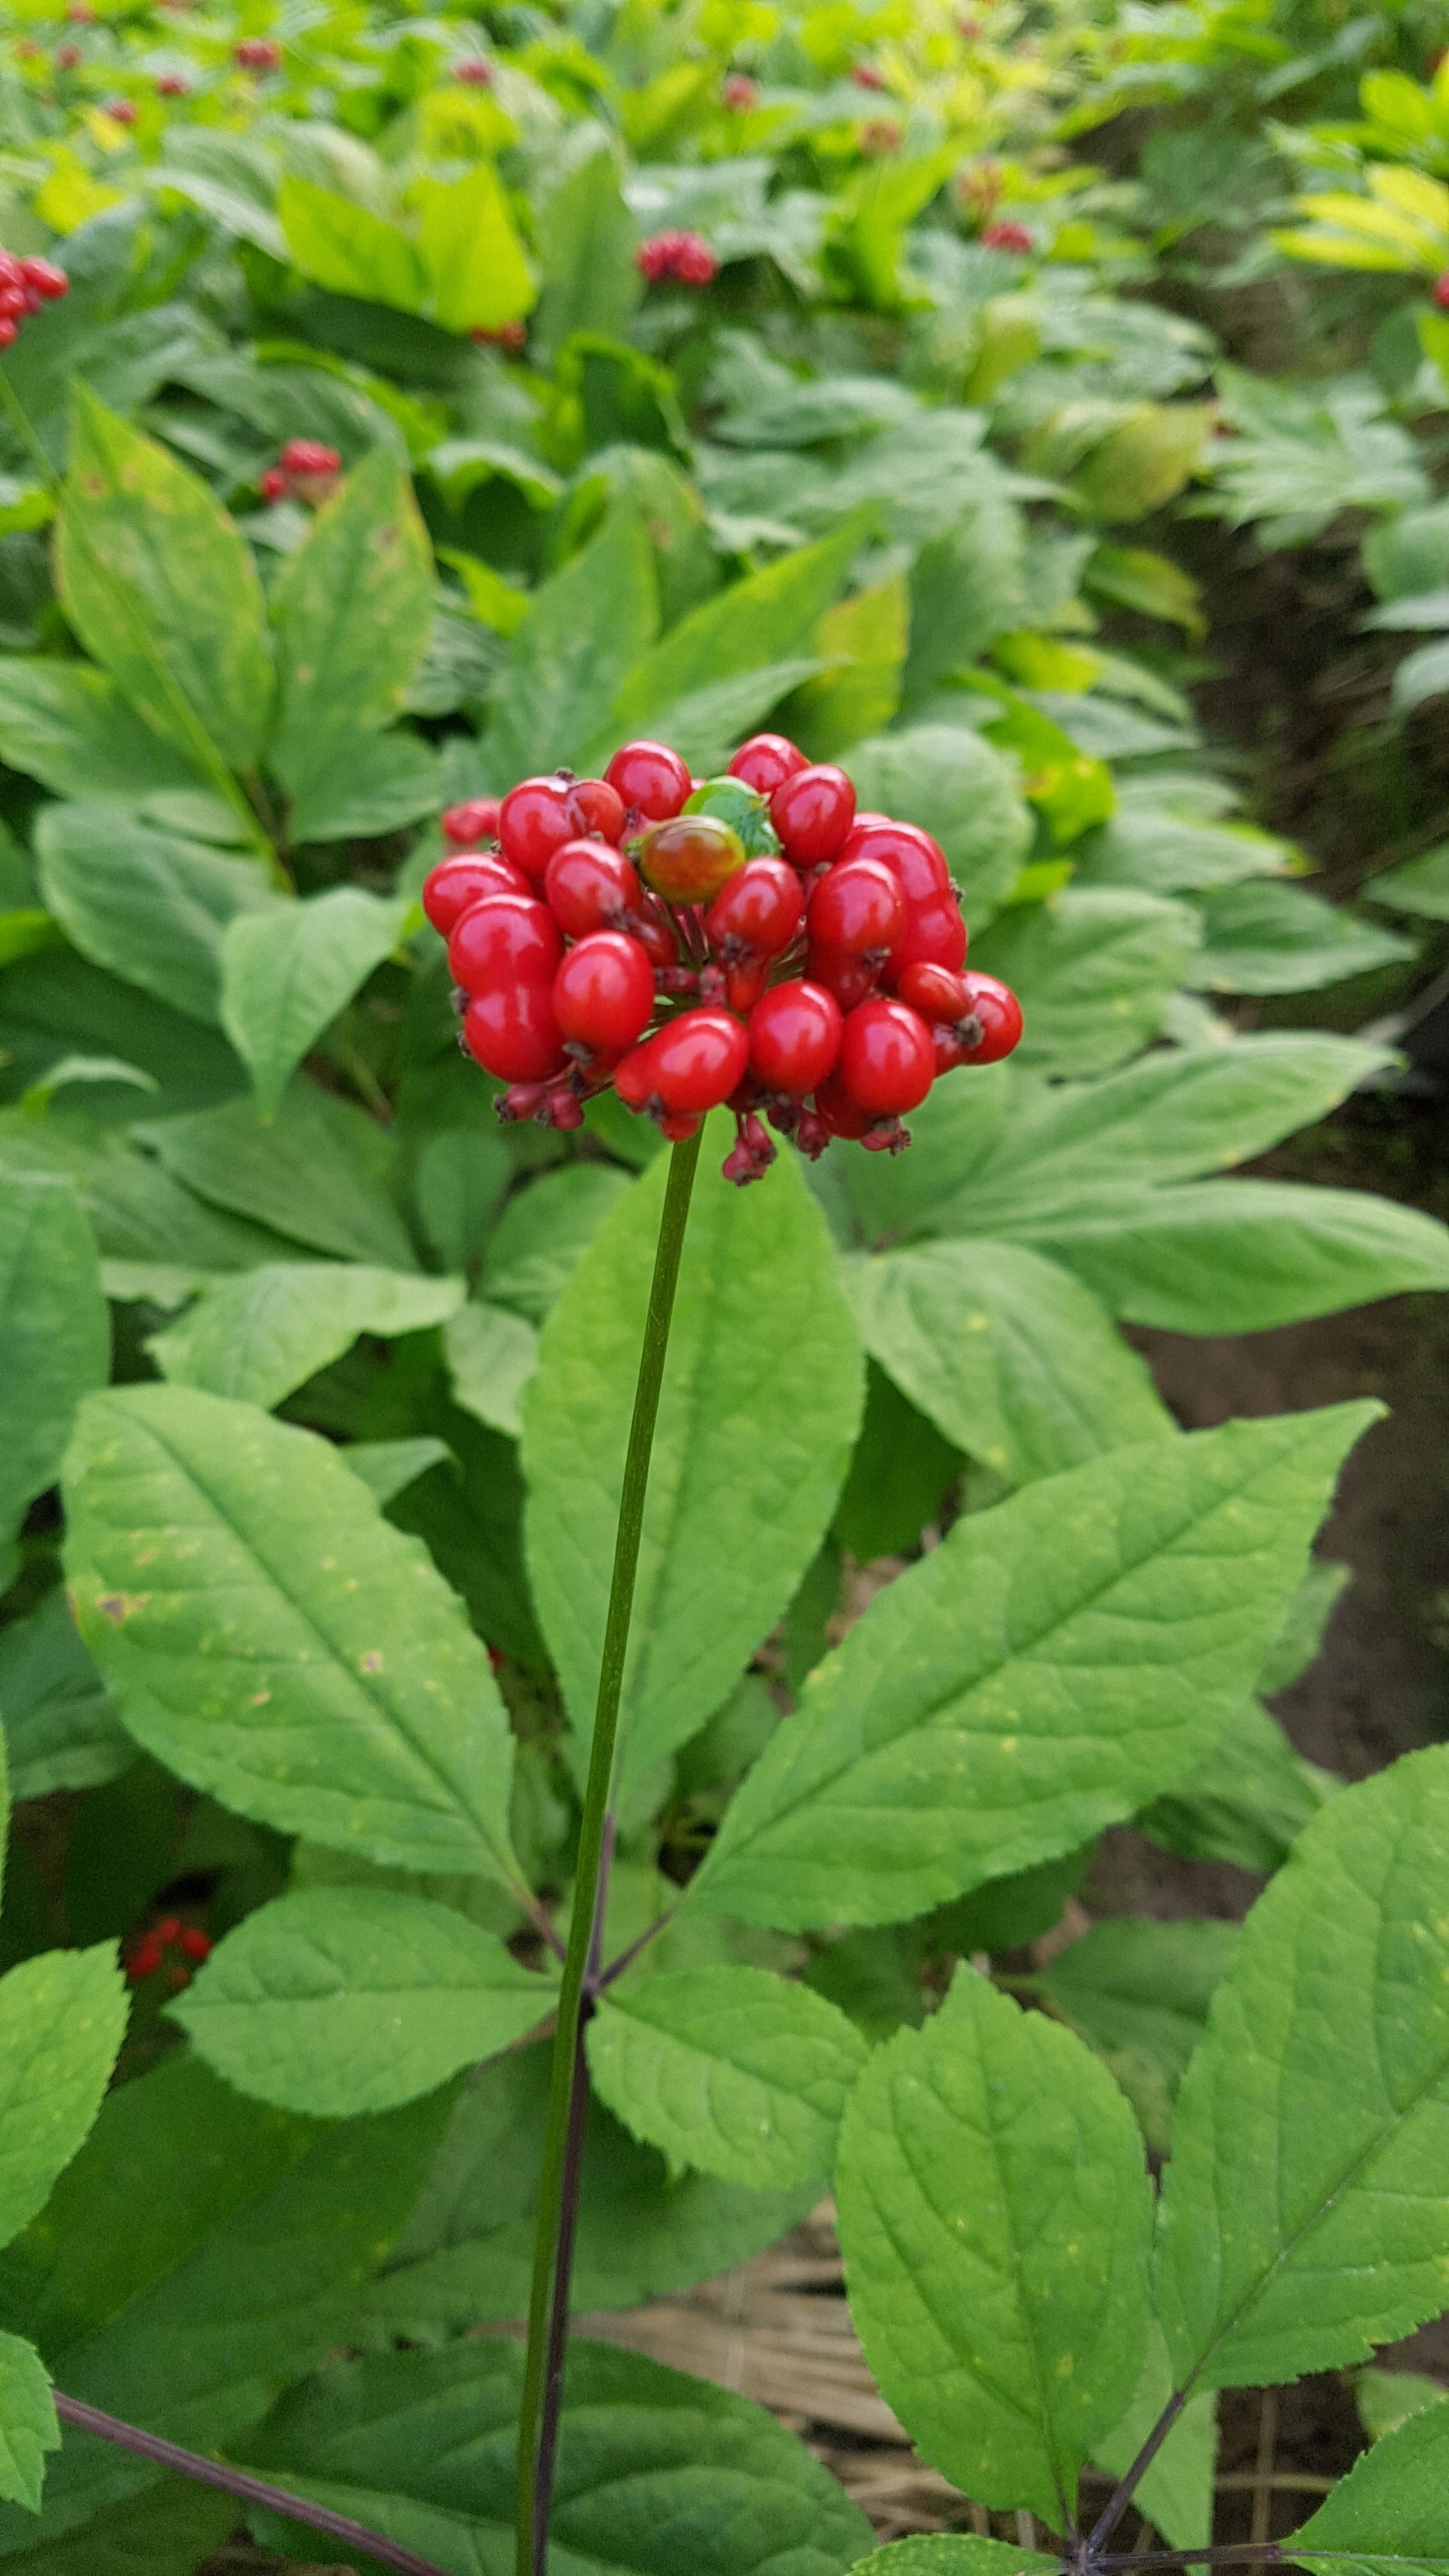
1156, 1745, 1449, 2390
1029, 1917, 1238, 2150
63, 1385, 522, 1887
586, 1964, 868, 2189
0, 662, 204, 801
444, 1300, 539, 1439
848, 1239, 1170, 1485
607, 516, 868, 747
486, 503, 658, 783
36, 801, 275, 1027
848, 2547, 1057, 2576
148, 1262, 463, 1409
481, 1163, 632, 1322
277, 177, 427, 310
1187, 880, 1414, 995
57, 390, 272, 773
0, 1593, 129, 1802
971, 889, 1199, 1075
414, 167, 535, 334
139, 1088, 417, 1269
843, 725, 1032, 924
0, 1947, 126, 2255
0, 2338, 56, 2515
523, 1133, 862, 1789
238, 2338, 872, 2576
0, 2480, 230, 2576
171, 1887, 550, 2117
1289, 2402, 1449, 2575
533, 137, 641, 360
220, 887, 409, 1116
0, 1178, 108, 1540
1138, 1690, 1337, 1876
691, 1405, 1375, 1929
268, 447, 434, 795
283, 730, 440, 845
837, 1964, 1153, 2525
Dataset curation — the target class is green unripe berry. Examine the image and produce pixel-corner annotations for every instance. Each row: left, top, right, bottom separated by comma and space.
639, 812, 747, 903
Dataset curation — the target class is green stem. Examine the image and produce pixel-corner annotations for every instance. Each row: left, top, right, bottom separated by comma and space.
514, 1127, 703, 2576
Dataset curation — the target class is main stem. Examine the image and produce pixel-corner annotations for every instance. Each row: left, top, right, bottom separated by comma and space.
513, 1128, 703, 2576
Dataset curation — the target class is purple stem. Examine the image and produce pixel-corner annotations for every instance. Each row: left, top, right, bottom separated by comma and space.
52, 2393, 450, 2576
1085, 2388, 1188, 2554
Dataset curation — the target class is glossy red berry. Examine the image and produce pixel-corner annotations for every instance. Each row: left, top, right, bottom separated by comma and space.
728, 733, 808, 797
657, 1110, 703, 1140
102, 96, 137, 121
891, 892, 967, 976
605, 739, 692, 821
983, 218, 1033, 252
615, 1033, 663, 1111
544, 839, 641, 937
178, 1924, 212, 1961
258, 466, 288, 501
838, 997, 935, 1114
770, 763, 856, 865
806, 854, 905, 957
723, 73, 760, 108
19, 257, 68, 297
442, 797, 502, 847
724, 958, 769, 1014
954, 972, 1023, 1064
0, 318, 17, 350
814, 1073, 872, 1140
462, 985, 567, 1084
157, 70, 190, 93
805, 944, 878, 1011
632, 903, 682, 969
499, 776, 578, 880
280, 438, 340, 477
639, 813, 746, 903
422, 852, 528, 934
896, 962, 971, 1022
448, 892, 562, 993
567, 776, 627, 841
749, 979, 843, 1095
840, 816, 951, 905
455, 56, 493, 82
640, 1008, 749, 1114
235, 36, 282, 68
553, 931, 655, 1054
704, 856, 802, 957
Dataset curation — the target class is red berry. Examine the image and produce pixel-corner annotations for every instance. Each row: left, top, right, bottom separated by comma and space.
604, 739, 691, 821
982, 219, 1034, 252
1434, 273, 1449, 312
499, 775, 578, 880
851, 62, 886, 87
724, 958, 769, 1014
569, 776, 627, 841
455, 56, 493, 81
896, 962, 970, 1022
463, 985, 567, 1084
724, 737, 804, 801
18, 257, 66, 298
422, 852, 528, 934
442, 797, 502, 848
615, 1032, 663, 1111
472, 320, 527, 353
156, 72, 190, 93
280, 438, 341, 476
806, 854, 905, 957
723, 73, 760, 107
448, 892, 562, 993
544, 839, 642, 937
639, 812, 746, 903
748, 979, 842, 1094
102, 96, 137, 121
632, 902, 681, 969
838, 997, 935, 1114
644, 1008, 749, 1114
658, 1110, 703, 1141
805, 944, 878, 1010
0, 318, 17, 350
704, 856, 802, 956
234, 37, 282, 68
178, 1925, 211, 1961
56, 43, 82, 66
891, 892, 967, 977
814, 1074, 872, 1140
839, 816, 951, 905
257, 466, 288, 501
635, 230, 718, 287
770, 764, 856, 865
553, 930, 655, 1054
954, 972, 1023, 1065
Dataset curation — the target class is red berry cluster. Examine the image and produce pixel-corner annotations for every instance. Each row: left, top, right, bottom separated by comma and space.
259, 438, 342, 505
471, 319, 527, 353
125, 1914, 212, 1986
0, 250, 68, 349
102, 96, 139, 123
156, 71, 190, 95
454, 56, 493, 82
234, 36, 282, 69
723, 72, 760, 107
981, 218, 1034, 252
423, 732, 1023, 1185
635, 231, 719, 287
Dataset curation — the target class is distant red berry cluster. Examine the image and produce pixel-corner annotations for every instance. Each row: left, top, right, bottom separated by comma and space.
0, 250, 68, 349
424, 732, 1023, 1184
258, 437, 342, 505
156, 71, 190, 95
981, 218, 1034, 252
723, 72, 760, 107
471, 319, 527, 353
635, 231, 718, 287
125, 1915, 211, 1986
234, 36, 282, 70
454, 56, 493, 82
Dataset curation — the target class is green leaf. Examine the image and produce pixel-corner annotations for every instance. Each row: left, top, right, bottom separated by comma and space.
284, 729, 440, 845
480, 1164, 633, 1322
63, 1384, 522, 1887
1137, 1692, 1338, 1876
1031, 1179, 1449, 1333
414, 167, 535, 333
220, 889, 408, 1117
0, 2337, 56, 2516
0, 1178, 109, 1540
340, 1438, 452, 1509
268, 447, 435, 795
533, 138, 641, 362
1368, 842, 1449, 921
586, 1965, 868, 2189
832, 1364, 962, 1560
1187, 881, 1415, 995
1078, 806, 1294, 894
0, 2479, 231, 2575
1356, 2366, 1449, 2444
444, 1300, 539, 1439
848, 1240, 1170, 1485
277, 177, 427, 312
36, 801, 275, 1027
0, 1593, 130, 1802
523, 1131, 862, 1789
608, 516, 868, 747
139, 1088, 417, 1269
57, 388, 272, 772
1091, 2326, 1217, 2552
147, 1262, 463, 1410
836, 1963, 1153, 2524
848, 2548, 1057, 2576
170, 1886, 549, 2117
0, 1945, 127, 2252
487, 504, 658, 783
1156, 1745, 1449, 2389
238, 2338, 872, 2576
843, 725, 1032, 926
692, 1405, 1376, 1930
0, 661, 204, 801
629, 657, 827, 779
1289, 2399, 1449, 2573
1029, 1917, 1238, 2152
972, 889, 1200, 1075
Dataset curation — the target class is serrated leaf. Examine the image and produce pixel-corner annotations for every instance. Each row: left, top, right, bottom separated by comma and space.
837, 1964, 1153, 2524
0, 661, 205, 801
586, 1965, 867, 2189
0, 1946, 127, 2253
139, 1088, 417, 1269
1188, 880, 1414, 995
1030, 1918, 1238, 2151
692, 1406, 1376, 1930
414, 167, 535, 332
487, 504, 658, 783
148, 1262, 463, 1410
0, 2478, 231, 2575
57, 388, 272, 772
523, 1130, 862, 1790
849, 2547, 1058, 2576
1156, 1745, 1449, 2389
170, 1887, 550, 2116
1356, 2366, 1448, 2444
0, 1178, 109, 1541
0, 2337, 56, 2516
268, 447, 434, 795
1289, 2400, 1449, 2574
972, 889, 1199, 1076
608, 516, 868, 745
1137, 1692, 1338, 1876
220, 889, 409, 1116
63, 1384, 522, 1887
848, 1239, 1170, 1485
36, 801, 275, 1028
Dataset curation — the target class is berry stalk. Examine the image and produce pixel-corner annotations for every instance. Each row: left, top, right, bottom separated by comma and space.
514, 1125, 704, 2576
